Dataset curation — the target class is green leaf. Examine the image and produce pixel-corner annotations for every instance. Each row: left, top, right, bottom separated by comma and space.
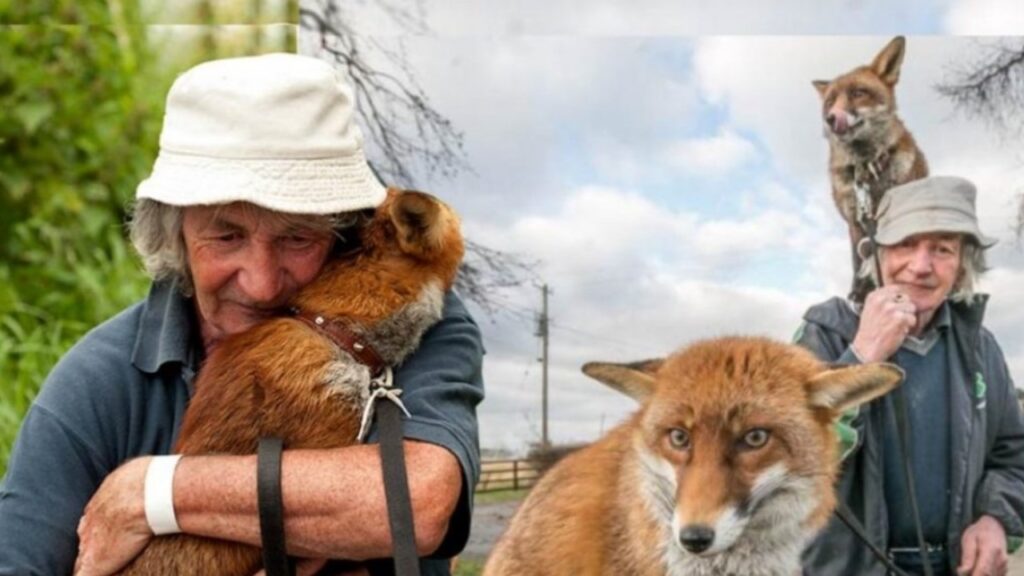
14, 101, 55, 134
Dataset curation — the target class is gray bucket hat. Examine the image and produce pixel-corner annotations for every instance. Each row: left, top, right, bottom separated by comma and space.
874, 176, 997, 248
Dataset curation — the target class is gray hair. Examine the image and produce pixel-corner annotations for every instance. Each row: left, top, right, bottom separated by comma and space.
857, 236, 989, 303
128, 198, 367, 297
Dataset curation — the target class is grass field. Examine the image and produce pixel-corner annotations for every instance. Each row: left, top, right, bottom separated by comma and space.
473, 488, 530, 506
453, 557, 484, 576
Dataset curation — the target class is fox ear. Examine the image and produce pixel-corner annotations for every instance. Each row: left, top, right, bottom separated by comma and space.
806, 362, 904, 415
582, 359, 663, 403
812, 80, 830, 97
871, 36, 906, 86
389, 190, 449, 258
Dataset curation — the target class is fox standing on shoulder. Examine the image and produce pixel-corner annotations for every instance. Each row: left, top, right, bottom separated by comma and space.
484, 337, 902, 576
116, 189, 464, 575
814, 36, 928, 299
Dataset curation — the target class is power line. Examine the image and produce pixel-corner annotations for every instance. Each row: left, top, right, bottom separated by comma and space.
548, 321, 650, 354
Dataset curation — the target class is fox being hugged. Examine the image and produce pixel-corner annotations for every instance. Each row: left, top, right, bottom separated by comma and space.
484, 337, 902, 576
813, 36, 929, 300
116, 189, 464, 575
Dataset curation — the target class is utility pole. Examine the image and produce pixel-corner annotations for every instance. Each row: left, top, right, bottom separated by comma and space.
536, 284, 551, 448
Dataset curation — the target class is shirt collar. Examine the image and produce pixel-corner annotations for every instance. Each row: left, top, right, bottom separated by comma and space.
131, 279, 200, 374
901, 301, 952, 356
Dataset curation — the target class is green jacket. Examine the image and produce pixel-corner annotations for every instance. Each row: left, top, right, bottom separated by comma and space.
796, 296, 1024, 575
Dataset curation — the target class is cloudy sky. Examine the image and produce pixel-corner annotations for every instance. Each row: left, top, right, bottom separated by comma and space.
302, 1, 1024, 454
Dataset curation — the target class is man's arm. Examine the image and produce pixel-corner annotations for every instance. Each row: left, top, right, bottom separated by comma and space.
0, 404, 106, 575
0, 308, 150, 576
185, 441, 461, 557
76, 291, 485, 574
972, 334, 1024, 551
75, 441, 461, 574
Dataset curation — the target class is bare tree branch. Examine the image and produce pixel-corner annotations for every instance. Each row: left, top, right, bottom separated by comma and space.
456, 241, 541, 317
299, 0, 539, 313
937, 39, 1024, 239
299, 0, 469, 187
936, 39, 1024, 137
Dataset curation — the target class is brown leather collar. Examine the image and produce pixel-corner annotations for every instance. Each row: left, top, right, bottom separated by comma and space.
290, 308, 387, 377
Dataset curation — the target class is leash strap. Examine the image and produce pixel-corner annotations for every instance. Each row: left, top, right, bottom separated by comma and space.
258, 437, 295, 576
377, 400, 422, 576
834, 502, 911, 576
263, 312, 419, 574
891, 387, 935, 576
357, 367, 411, 442
852, 202, 935, 576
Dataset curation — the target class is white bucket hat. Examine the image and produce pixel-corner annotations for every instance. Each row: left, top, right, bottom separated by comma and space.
874, 175, 997, 248
136, 53, 386, 214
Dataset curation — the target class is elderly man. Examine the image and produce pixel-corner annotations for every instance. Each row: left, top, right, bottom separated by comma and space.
797, 176, 1024, 576
0, 54, 483, 575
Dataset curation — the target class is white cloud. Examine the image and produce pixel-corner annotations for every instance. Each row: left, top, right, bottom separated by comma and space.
476, 37, 1024, 452
693, 210, 801, 259
663, 128, 758, 177
336, 0, 954, 35
299, 32, 1024, 454
466, 185, 836, 449
944, 0, 1024, 34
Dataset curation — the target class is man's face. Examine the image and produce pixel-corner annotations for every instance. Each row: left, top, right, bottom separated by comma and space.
880, 232, 963, 317
182, 203, 334, 349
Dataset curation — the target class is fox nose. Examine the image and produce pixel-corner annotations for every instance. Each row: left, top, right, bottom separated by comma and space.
679, 524, 715, 554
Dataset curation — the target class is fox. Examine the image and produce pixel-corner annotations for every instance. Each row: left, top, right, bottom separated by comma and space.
484, 337, 902, 576
117, 189, 464, 575
813, 36, 929, 301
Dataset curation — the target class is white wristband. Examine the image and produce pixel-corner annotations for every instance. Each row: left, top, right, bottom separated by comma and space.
144, 455, 183, 535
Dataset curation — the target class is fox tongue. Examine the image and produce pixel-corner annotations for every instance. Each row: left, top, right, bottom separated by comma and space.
831, 114, 850, 135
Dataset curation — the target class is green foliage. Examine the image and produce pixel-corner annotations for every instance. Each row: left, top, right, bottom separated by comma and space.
0, 2, 172, 474
453, 558, 484, 576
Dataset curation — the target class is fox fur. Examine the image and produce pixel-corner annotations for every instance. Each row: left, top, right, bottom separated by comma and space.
117, 189, 464, 575
813, 36, 929, 299
484, 337, 902, 576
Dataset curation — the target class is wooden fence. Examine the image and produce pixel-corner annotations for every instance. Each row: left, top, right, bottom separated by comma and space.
476, 459, 541, 493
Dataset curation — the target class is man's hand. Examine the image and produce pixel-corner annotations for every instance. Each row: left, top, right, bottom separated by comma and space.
958, 515, 1009, 576
74, 457, 154, 576
851, 286, 917, 362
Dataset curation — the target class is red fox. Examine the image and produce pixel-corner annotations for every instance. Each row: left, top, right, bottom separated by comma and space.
813, 36, 929, 300
117, 189, 464, 575
484, 337, 902, 576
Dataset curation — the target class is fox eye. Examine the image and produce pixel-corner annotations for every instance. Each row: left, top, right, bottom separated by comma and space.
667, 428, 691, 450
849, 88, 868, 99
741, 428, 770, 449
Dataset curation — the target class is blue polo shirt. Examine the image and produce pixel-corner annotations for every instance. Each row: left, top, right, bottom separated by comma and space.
0, 279, 484, 575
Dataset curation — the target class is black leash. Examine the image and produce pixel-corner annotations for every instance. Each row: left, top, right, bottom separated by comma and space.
258, 436, 295, 576
378, 399, 422, 576
891, 385, 935, 576
845, 188, 935, 576
256, 401, 421, 576
834, 502, 911, 576
263, 310, 421, 575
